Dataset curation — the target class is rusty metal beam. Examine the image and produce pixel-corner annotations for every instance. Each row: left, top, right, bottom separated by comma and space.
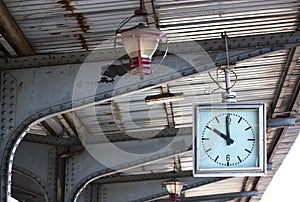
0, 0, 33, 56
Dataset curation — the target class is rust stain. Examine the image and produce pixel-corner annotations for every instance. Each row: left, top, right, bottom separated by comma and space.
57, 0, 90, 50
57, 0, 76, 12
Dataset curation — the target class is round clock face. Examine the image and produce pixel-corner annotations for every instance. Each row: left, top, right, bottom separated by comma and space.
198, 109, 259, 169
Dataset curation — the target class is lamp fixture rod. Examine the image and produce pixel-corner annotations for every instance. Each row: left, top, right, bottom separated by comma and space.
135, 0, 149, 15
221, 32, 237, 103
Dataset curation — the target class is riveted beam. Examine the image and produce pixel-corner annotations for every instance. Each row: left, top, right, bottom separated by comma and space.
271, 46, 300, 115
131, 177, 228, 202
157, 190, 258, 202
65, 130, 193, 201
0, 31, 298, 70
94, 170, 193, 184
23, 134, 81, 146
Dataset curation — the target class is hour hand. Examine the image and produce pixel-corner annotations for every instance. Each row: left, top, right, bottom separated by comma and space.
213, 128, 234, 144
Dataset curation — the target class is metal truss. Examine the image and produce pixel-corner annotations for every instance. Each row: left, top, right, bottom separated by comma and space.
157, 191, 258, 202
0, 31, 299, 201
0, 31, 298, 70
78, 173, 227, 202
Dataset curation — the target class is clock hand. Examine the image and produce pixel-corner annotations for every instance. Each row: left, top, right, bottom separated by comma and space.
226, 115, 231, 145
212, 128, 234, 144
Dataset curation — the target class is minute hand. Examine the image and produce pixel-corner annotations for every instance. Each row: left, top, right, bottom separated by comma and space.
226, 116, 231, 145
212, 128, 234, 144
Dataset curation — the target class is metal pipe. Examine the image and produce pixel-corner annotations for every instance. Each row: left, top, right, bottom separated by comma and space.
267, 117, 296, 128
57, 147, 84, 202
0, 0, 33, 56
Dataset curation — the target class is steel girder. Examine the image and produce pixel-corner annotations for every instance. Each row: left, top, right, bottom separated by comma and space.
156, 191, 258, 202
0, 31, 299, 70
0, 31, 299, 201
88, 177, 226, 202
76, 170, 228, 202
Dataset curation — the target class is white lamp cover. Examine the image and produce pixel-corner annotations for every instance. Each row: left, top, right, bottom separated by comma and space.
116, 23, 167, 76
163, 180, 186, 194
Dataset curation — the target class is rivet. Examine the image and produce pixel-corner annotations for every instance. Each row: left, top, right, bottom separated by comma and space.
10, 103, 14, 107
9, 119, 13, 123
2, 103, 7, 107
1, 119, 5, 122
2, 88, 7, 92
1, 126, 6, 130
9, 126, 13, 130
10, 96, 15, 100
3, 81, 8, 85
10, 81, 15, 85
0, 134, 5, 137
2, 96, 7, 99
2, 111, 6, 115
9, 111, 14, 115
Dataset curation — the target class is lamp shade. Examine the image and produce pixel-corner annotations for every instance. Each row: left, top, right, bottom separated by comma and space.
116, 23, 166, 77
163, 179, 186, 201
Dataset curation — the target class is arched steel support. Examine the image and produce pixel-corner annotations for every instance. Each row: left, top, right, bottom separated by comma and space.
0, 32, 299, 201
12, 165, 52, 201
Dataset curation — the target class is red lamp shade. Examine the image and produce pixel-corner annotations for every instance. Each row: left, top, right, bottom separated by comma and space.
163, 179, 187, 201
116, 23, 167, 78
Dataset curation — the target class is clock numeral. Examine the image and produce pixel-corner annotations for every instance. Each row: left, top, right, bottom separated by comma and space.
226, 115, 231, 125
247, 138, 255, 141
215, 117, 220, 123
205, 148, 212, 153
226, 154, 230, 166
201, 137, 209, 140
226, 154, 230, 162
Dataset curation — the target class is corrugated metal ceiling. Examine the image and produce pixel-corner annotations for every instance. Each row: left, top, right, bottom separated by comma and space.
1, 0, 299, 54
157, 0, 299, 41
